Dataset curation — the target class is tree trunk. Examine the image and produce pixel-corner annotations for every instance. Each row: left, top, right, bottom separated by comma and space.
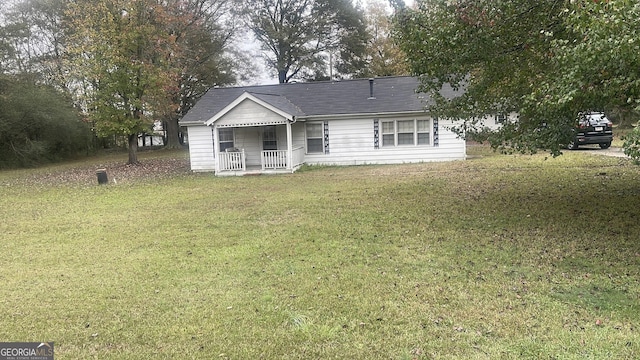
278, 69, 287, 84
164, 116, 182, 149
613, 107, 636, 129
127, 133, 139, 164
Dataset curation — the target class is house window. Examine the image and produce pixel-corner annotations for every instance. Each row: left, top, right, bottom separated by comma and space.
417, 120, 430, 145
397, 120, 415, 145
218, 128, 234, 152
306, 122, 323, 153
382, 121, 395, 147
263, 126, 277, 150
381, 119, 431, 147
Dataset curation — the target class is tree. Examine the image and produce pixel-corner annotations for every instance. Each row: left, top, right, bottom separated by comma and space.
3, 0, 243, 152
394, 0, 640, 156
561, 0, 640, 161
550, 0, 640, 127
244, 0, 368, 83
0, 25, 13, 74
326, 0, 369, 79
66, 0, 180, 164
361, 0, 409, 77
0, 0, 71, 90
0, 75, 91, 168
160, 0, 242, 149
0, 1, 92, 168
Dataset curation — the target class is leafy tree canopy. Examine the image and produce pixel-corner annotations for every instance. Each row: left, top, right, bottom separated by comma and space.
66, 0, 185, 164
395, 0, 640, 156
362, 0, 409, 77
1, 0, 245, 166
244, 0, 369, 83
160, 0, 243, 148
0, 75, 91, 168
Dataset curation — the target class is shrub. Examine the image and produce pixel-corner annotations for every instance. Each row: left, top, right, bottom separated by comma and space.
0, 77, 92, 168
622, 126, 640, 164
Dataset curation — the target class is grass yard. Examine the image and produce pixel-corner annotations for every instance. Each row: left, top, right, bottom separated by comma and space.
0, 147, 639, 359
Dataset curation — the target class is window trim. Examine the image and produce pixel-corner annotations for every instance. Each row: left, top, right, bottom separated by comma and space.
417, 119, 430, 145
380, 119, 431, 147
305, 122, 324, 154
262, 125, 277, 150
381, 120, 395, 147
397, 120, 415, 145
218, 128, 235, 152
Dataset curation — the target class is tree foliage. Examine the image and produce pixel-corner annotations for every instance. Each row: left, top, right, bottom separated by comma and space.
395, 0, 640, 156
66, 0, 185, 164
362, 0, 409, 77
0, 0, 248, 167
0, 1, 92, 168
0, 0, 71, 89
0, 75, 91, 168
244, 0, 368, 83
160, 0, 243, 149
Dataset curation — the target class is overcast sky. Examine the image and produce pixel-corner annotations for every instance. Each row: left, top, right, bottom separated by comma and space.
362, 0, 415, 9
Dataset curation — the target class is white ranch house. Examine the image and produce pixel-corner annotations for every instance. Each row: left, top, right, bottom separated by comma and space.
179, 76, 466, 176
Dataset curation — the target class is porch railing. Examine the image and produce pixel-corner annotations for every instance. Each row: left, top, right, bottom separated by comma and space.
261, 146, 305, 170
219, 149, 245, 172
291, 146, 305, 168
261, 150, 288, 170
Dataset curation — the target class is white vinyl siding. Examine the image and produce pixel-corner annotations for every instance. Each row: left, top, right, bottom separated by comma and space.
184, 114, 465, 173
185, 126, 215, 171
215, 99, 288, 127
303, 116, 465, 166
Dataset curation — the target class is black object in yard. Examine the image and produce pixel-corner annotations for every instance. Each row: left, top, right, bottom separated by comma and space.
96, 169, 108, 185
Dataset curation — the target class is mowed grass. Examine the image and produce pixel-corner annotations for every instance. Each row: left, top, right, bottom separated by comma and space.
0, 147, 639, 359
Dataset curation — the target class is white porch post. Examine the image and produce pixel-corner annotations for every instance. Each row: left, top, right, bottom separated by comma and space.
286, 120, 293, 170
212, 125, 220, 174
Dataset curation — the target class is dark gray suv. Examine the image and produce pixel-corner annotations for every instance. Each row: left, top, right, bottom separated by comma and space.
568, 112, 613, 150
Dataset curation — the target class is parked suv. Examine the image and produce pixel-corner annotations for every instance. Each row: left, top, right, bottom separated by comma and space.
568, 112, 613, 150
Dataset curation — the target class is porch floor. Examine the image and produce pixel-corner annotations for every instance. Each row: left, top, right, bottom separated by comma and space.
216, 165, 301, 176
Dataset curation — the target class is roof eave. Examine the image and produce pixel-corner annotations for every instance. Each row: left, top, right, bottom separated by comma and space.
297, 110, 428, 121
179, 120, 207, 126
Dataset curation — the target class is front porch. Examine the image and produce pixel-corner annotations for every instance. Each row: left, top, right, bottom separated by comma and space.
202, 92, 309, 176
216, 146, 306, 176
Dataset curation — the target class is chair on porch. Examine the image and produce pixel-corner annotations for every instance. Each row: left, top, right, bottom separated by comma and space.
223, 147, 244, 170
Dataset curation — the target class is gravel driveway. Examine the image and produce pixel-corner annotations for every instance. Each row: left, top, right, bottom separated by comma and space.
580, 146, 629, 158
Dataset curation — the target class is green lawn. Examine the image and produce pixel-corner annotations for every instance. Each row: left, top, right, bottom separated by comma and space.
1, 148, 639, 359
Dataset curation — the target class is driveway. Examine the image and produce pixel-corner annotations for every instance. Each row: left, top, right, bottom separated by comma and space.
579, 146, 629, 158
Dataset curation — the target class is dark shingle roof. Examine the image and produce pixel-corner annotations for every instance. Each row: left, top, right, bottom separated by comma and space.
180, 76, 449, 124
250, 92, 305, 117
